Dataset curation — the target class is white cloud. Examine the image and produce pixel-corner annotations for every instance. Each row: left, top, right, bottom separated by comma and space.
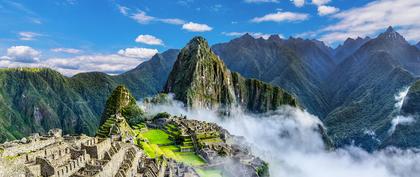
293, 0, 305, 7
117, 5, 129, 16
222, 32, 284, 39
120, 5, 212, 33
182, 22, 213, 32
131, 11, 155, 24
2, 46, 41, 63
51, 48, 82, 54
244, 0, 279, 3
117, 47, 158, 58
135, 35, 164, 45
1, 45, 157, 76
312, 0, 331, 6
317, 5, 339, 16
251, 11, 309, 23
18, 32, 41, 41
158, 18, 185, 25
318, 0, 420, 43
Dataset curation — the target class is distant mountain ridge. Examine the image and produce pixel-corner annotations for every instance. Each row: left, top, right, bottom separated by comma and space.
212, 34, 332, 117
334, 36, 371, 64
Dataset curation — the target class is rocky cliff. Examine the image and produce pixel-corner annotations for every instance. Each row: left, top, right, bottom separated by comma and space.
164, 36, 297, 112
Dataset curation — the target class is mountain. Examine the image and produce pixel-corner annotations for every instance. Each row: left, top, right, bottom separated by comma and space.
164, 36, 297, 112
0, 50, 178, 142
212, 34, 331, 117
382, 80, 420, 148
401, 80, 420, 116
0, 68, 99, 142
114, 49, 179, 98
96, 85, 142, 137
416, 42, 420, 49
324, 27, 418, 150
334, 37, 371, 64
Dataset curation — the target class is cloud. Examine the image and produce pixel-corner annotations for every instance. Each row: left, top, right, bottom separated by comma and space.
142, 96, 420, 177
387, 87, 415, 135
318, 0, 420, 43
244, 0, 279, 3
18, 32, 41, 41
135, 35, 164, 45
44, 54, 147, 76
2, 46, 40, 63
120, 5, 211, 33
293, 0, 305, 7
182, 22, 213, 32
222, 32, 284, 39
1, 46, 157, 76
130, 11, 155, 24
388, 115, 416, 135
51, 48, 82, 54
117, 5, 129, 16
177, 0, 194, 6
317, 5, 339, 16
158, 18, 185, 25
312, 0, 331, 6
251, 11, 309, 23
117, 47, 158, 58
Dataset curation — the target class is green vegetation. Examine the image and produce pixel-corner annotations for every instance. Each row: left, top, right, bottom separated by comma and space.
153, 112, 171, 120
136, 126, 207, 167
175, 152, 206, 166
141, 129, 172, 145
196, 168, 223, 177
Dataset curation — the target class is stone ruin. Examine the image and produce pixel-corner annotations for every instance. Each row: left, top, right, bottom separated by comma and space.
149, 116, 269, 177
0, 129, 199, 177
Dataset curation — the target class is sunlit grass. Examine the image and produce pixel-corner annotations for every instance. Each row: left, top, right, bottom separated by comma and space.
175, 152, 206, 166
141, 129, 172, 145
196, 168, 224, 177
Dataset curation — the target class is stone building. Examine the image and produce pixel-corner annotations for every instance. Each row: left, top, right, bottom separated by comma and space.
0, 129, 197, 177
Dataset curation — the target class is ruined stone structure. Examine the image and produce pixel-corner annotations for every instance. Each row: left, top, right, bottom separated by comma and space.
0, 129, 198, 177
149, 116, 269, 177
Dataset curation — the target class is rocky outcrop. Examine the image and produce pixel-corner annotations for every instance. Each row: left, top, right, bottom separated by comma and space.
97, 86, 143, 138
164, 36, 297, 112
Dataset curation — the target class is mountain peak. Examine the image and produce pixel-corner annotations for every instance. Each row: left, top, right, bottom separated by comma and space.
386, 26, 395, 33
97, 85, 143, 137
164, 36, 297, 112
378, 26, 406, 42
187, 36, 209, 48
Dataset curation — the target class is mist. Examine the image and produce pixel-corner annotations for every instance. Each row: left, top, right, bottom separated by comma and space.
140, 97, 420, 177
388, 87, 416, 135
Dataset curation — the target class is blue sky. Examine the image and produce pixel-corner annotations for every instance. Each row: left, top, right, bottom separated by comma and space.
0, 0, 419, 75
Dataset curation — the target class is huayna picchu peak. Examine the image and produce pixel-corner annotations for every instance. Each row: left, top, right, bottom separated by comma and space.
164, 36, 297, 112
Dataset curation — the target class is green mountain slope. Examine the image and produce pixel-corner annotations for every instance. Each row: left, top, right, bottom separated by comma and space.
324, 27, 418, 150
382, 80, 420, 148
0, 68, 98, 141
164, 36, 297, 112
0, 50, 178, 142
97, 85, 142, 137
212, 34, 331, 117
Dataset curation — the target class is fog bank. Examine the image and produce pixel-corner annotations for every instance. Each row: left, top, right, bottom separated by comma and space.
140, 98, 420, 177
